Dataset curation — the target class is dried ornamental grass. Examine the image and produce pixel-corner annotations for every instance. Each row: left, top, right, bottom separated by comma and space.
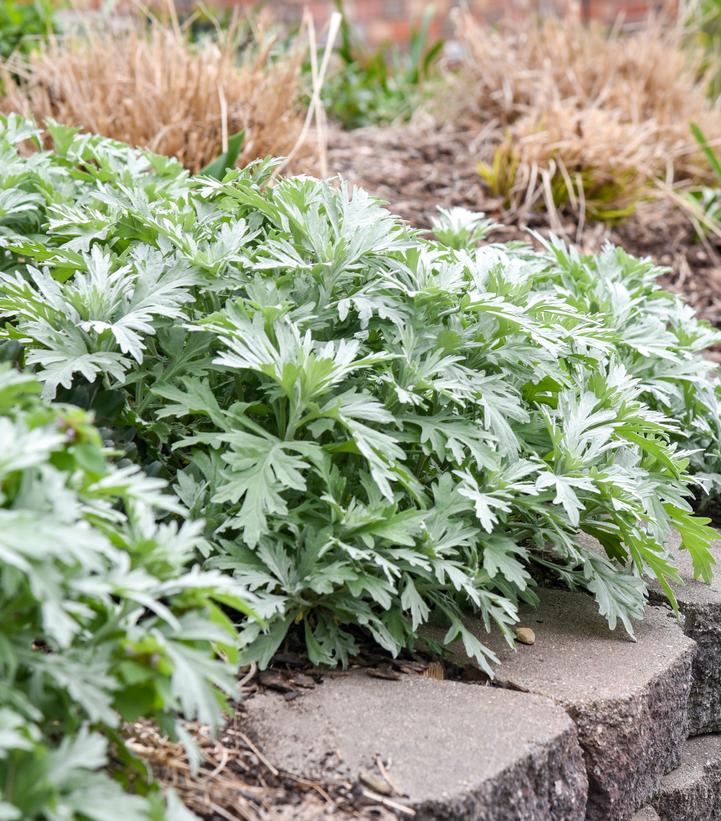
0, 23, 306, 173
506, 105, 664, 223
448, 10, 721, 218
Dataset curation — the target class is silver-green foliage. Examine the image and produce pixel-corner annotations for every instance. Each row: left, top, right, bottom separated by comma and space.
0, 365, 250, 820
0, 114, 719, 674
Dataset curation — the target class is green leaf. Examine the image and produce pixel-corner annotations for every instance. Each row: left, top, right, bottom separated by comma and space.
239, 615, 293, 670
482, 535, 531, 589
200, 130, 245, 180
665, 504, 719, 583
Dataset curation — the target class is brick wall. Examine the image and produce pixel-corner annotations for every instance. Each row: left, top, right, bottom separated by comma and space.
226, 0, 675, 43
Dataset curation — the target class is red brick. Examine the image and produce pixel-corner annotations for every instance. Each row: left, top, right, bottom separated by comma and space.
224, 0, 676, 43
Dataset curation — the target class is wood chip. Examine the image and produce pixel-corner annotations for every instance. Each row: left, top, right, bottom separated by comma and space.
258, 672, 295, 693
291, 673, 316, 689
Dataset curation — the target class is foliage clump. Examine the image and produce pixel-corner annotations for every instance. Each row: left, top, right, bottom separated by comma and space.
684, 0, 721, 101
321, 1, 443, 129
0, 115, 719, 678
0, 365, 250, 819
0, 0, 55, 61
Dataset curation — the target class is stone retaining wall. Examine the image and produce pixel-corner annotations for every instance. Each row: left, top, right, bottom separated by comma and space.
246, 535, 721, 819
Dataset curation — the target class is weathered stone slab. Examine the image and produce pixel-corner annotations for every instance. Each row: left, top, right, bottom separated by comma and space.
653, 735, 721, 820
631, 808, 661, 821
245, 674, 588, 820
648, 531, 721, 735
435, 589, 696, 820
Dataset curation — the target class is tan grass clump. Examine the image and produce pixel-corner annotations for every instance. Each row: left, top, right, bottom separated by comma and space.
446, 10, 721, 219
0, 22, 307, 173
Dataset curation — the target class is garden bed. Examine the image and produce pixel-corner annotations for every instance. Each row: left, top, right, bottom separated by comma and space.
6, 4, 721, 819
3, 114, 721, 820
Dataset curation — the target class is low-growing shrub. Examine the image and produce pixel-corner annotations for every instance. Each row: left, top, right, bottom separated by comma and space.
0, 115, 719, 675
0, 364, 252, 819
0, 20, 306, 173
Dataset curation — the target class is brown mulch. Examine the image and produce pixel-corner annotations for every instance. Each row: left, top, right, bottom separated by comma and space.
326, 122, 721, 328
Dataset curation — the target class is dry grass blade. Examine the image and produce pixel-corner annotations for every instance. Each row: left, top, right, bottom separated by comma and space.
271, 9, 340, 180
0, 19, 310, 173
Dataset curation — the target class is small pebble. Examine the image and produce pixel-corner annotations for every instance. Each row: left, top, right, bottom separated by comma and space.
514, 626, 536, 646
359, 770, 393, 796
